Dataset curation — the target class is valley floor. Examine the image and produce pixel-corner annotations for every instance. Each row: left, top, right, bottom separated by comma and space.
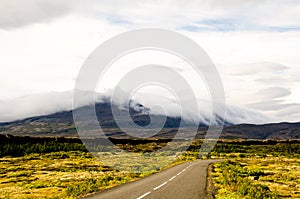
0, 139, 299, 199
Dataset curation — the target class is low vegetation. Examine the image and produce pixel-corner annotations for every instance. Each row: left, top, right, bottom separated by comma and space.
0, 151, 143, 198
0, 137, 299, 198
0, 138, 197, 198
210, 141, 300, 198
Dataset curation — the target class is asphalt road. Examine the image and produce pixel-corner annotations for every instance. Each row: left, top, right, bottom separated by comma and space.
83, 159, 219, 199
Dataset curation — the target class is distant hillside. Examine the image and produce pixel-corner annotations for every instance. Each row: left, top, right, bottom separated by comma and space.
0, 102, 299, 140
220, 122, 300, 139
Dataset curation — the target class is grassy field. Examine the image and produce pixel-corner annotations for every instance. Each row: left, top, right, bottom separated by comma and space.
0, 139, 198, 199
0, 138, 299, 199
1, 151, 138, 198
0, 150, 187, 199
210, 141, 300, 199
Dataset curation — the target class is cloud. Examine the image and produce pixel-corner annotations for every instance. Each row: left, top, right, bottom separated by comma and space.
218, 61, 299, 121
0, 0, 72, 29
101, 0, 300, 31
0, 1, 299, 123
255, 78, 287, 84
0, 90, 114, 122
0, 90, 274, 125
245, 88, 300, 122
248, 101, 300, 122
230, 62, 289, 76
0, 91, 75, 122
275, 104, 300, 117
255, 87, 291, 100
0, 0, 299, 31
289, 71, 300, 82
247, 100, 289, 111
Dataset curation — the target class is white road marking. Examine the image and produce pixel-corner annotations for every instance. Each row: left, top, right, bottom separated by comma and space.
138, 162, 196, 198
169, 175, 176, 181
137, 191, 151, 199
153, 181, 168, 190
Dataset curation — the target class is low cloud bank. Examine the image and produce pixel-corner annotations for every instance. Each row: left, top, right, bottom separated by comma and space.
0, 90, 276, 124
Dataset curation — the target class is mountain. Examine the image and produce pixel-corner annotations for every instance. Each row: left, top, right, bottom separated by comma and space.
221, 122, 300, 139
0, 101, 299, 140
0, 101, 186, 137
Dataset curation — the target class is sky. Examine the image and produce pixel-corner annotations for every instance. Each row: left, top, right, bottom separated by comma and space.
0, 0, 299, 123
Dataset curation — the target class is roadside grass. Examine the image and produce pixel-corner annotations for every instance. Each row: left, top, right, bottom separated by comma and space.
213, 160, 280, 199
210, 142, 300, 199
0, 151, 144, 198
0, 142, 199, 199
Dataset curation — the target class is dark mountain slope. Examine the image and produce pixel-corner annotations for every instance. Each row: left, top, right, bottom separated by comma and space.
0, 102, 299, 140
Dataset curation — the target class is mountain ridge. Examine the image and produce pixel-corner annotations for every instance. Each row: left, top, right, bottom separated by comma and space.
0, 102, 299, 140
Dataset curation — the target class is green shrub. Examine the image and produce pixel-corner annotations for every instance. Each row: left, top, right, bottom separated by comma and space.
66, 179, 99, 197
214, 161, 279, 199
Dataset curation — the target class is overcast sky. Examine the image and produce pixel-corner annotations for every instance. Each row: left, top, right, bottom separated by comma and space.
0, 0, 299, 123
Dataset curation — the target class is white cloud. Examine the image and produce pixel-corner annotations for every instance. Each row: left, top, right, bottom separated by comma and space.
0, 0, 71, 29
230, 62, 289, 76
1, 0, 299, 30
255, 87, 291, 100
0, 0, 299, 123
0, 90, 274, 125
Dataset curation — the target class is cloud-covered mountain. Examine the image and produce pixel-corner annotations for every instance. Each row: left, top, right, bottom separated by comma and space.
0, 91, 299, 140
0, 90, 274, 125
0, 99, 299, 140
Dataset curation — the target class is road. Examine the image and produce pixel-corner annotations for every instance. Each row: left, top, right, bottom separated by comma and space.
83, 159, 219, 199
